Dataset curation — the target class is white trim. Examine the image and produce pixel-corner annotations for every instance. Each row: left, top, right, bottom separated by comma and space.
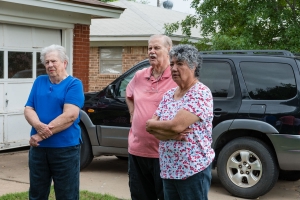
62, 29, 74, 76
0, 1, 90, 27
90, 34, 200, 46
0, 14, 74, 29
1, 0, 124, 18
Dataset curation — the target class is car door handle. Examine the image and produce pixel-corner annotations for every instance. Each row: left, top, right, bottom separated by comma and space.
213, 109, 228, 117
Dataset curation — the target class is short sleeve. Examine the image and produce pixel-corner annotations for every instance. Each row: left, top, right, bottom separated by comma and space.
65, 78, 84, 108
126, 74, 136, 99
182, 86, 213, 122
25, 76, 40, 108
155, 94, 167, 117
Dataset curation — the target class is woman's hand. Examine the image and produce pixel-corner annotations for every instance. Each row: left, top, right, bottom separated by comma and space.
171, 128, 191, 141
36, 123, 53, 140
29, 134, 43, 147
146, 115, 191, 141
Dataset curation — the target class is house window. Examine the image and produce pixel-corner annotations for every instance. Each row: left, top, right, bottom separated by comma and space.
100, 47, 122, 74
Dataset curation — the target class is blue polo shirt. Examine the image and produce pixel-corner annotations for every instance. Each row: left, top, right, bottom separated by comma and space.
25, 75, 84, 147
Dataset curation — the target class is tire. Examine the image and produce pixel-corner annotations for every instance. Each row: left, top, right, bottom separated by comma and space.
116, 156, 128, 160
279, 170, 300, 181
217, 137, 279, 199
80, 124, 94, 171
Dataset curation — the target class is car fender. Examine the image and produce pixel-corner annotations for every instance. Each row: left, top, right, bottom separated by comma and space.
80, 110, 99, 146
212, 120, 233, 149
229, 119, 279, 133
212, 119, 279, 149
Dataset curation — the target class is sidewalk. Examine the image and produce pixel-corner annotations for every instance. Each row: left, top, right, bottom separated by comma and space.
1, 150, 300, 199
0, 150, 29, 196
0, 150, 130, 199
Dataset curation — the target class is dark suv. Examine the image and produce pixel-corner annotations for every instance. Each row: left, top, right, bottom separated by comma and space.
79, 50, 300, 199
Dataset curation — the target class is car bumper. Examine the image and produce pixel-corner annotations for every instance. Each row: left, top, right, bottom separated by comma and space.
268, 134, 300, 170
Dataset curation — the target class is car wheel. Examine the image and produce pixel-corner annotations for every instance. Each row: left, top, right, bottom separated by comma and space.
80, 124, 93, 171
217, 137, 279, 199
279, 170, 300, 181
116, 156, 128, 160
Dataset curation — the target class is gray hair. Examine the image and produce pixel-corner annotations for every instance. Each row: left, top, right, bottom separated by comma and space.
40, 44, 69, 65
169, 44, 202, 78
148, 34, 172, 49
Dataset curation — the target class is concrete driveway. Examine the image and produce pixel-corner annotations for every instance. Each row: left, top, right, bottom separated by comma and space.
0, 149, 299, 199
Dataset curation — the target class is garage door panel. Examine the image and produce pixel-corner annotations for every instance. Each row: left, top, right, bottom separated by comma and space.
32, 27, 61, 47
0, 25, 3, 47
3, 24, 33, 48
0, 84, 4, 113
7, 114, 31, 141
0, 116, 3, 145
1, 24, 61, 48
6, 83, 32, 112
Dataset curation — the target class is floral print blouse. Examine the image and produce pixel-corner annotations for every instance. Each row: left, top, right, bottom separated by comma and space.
155, 82, 215, 179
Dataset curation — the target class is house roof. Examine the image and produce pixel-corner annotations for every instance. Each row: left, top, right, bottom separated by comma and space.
90, 0, 201, 44
60, 0, 125, 12
1, 0, 125, 19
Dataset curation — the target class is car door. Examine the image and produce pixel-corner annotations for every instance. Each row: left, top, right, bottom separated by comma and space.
90, 60, 150, 148
236, 58, 300, 133
201, 58, 242, 143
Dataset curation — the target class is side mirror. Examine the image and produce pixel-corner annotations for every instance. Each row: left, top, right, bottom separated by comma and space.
106, 84, 116, 98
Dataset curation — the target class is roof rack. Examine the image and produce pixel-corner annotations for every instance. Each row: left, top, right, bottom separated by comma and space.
199, 50, 295, 57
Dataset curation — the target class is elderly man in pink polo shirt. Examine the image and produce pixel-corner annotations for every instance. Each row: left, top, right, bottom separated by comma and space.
126, 34, 177, 200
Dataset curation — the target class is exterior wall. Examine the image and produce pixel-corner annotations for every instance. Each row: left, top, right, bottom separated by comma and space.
73, 24, 90, 92
88, 46, 148, 92
122, 46, 148, 72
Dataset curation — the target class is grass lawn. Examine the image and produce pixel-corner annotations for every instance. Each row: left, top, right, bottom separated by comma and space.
0, 187, 123, 200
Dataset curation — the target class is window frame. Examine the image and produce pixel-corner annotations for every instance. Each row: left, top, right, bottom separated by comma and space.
0, 48, 43, 80
99, 47, 123, 74
201, 61, 235, 99
240, 61, 297, 100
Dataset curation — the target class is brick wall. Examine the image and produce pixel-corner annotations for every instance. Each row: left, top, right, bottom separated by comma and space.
73, 24, 90, 92
123, 46, 148, 72
88, 46, 148, 92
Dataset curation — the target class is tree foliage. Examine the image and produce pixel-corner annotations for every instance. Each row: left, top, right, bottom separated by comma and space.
165, 0, 300, 53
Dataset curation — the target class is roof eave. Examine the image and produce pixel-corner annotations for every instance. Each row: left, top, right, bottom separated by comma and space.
1, 0, 125, 19
90, 34, 201, 42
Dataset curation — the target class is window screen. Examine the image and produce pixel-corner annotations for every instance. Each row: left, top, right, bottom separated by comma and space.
240, 62, 296, 100
100, 47, 122, 74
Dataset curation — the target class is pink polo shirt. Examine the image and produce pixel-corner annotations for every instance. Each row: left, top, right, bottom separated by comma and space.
126, 65, 177, 158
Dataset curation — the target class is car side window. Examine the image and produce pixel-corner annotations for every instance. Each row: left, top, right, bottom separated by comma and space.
240, 62, 297, 100
201, 61, 234, 98
118, 63, 150, 97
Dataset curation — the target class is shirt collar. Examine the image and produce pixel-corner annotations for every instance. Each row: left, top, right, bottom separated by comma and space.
144, 65, 172, 79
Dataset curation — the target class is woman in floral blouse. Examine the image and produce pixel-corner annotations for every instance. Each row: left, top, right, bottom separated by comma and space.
146, 44, 215, 200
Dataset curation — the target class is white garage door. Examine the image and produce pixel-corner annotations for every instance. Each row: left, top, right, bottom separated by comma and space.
0, 23, 61, 150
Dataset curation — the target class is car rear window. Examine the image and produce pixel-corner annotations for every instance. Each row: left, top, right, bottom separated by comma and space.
240, 62, 297, 100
